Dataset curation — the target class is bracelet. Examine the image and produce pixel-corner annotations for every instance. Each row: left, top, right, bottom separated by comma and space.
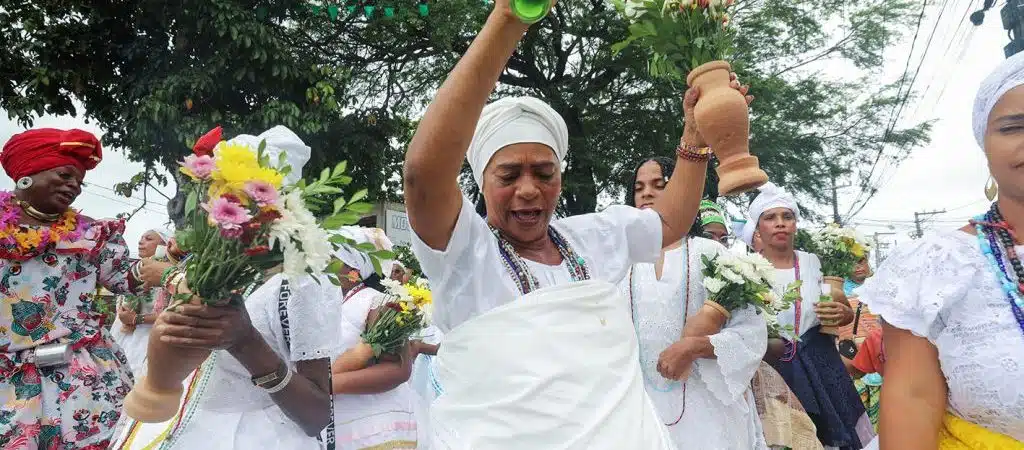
676, 143, 712, 162
264, 368, 294, 394
130, 260, 142, 281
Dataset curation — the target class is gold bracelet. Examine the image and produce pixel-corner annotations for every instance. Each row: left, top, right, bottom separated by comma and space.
703, 300, 732, 320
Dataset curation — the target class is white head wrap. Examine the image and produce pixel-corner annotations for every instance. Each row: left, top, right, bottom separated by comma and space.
737, 220, 756, 248
973, 51, 1024, 147
333, 226, 375, 280
147, 228, 172, 244
747, 182, 800, 225
226, 125, 311, 184
467, 97, 569, 188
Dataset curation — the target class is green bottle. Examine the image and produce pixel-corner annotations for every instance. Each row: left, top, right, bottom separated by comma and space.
511, 0, 551, 24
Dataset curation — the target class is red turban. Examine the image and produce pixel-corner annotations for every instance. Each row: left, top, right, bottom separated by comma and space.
1, 128, 103, 180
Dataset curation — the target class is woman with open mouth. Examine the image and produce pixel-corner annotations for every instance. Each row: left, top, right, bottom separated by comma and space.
401, 0, 751, 446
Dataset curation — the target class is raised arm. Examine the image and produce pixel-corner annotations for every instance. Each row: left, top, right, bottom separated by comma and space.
402, 1, 538, 251
652, 80, 751, 248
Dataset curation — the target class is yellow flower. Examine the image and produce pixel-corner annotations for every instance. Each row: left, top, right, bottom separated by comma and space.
851, 243, 865, 258
16, 228, 42, 250
396, 316, 405, 326
208, 142, 284, 199
399, 301, 412, 312
406, 285, 432, 307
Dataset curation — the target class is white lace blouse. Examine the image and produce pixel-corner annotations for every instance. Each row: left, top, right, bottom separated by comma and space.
622, 238, 768, 449
857, 229, 1024, 440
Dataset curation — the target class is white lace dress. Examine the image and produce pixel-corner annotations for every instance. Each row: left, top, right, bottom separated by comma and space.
857, 229, 1024, 441
623, 238, 769, 449
161, 274, 345, 449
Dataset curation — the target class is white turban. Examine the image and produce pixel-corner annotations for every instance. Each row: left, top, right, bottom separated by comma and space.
147, 228, 172, 244
467, 97, 569, 188
973, 51, 1024, 147
747, 182, 800, 226
734, 220, 756, 248
227, 125, 311, 185
333, 226, 376, 280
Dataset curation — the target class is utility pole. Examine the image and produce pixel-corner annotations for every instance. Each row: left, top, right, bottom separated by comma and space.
830, 176, 850, 225
913, 210, 946, 239
873, 232, 896, 266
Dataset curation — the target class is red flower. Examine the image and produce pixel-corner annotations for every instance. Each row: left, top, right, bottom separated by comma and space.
244, 245, 270, 256
221, 193, 242, 204
255, 208, 282, 224
192, 126, 222, 156
386, 302, 402, 312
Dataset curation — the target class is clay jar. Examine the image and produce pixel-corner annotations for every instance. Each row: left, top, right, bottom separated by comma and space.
686, 61, 768, 196
819, 276, 847, 336
122, 284, 212, 423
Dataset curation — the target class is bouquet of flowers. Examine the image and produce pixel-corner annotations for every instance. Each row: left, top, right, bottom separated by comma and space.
125, 125, 384, 423
335, 277, 433, 372
611, 0, 735, 80
810, 224, 870, 334
699, 252, 801, 340
811, 224, 871, 280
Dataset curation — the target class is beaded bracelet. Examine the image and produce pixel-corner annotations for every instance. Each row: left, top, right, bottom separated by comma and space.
676, 143, 712, 162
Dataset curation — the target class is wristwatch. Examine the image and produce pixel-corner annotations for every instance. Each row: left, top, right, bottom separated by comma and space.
251, 364, 285, 388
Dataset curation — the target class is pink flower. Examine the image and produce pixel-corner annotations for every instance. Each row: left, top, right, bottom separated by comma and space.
181, 154, 215, 179
203, 196, 252, 227
243, 181, 279, 206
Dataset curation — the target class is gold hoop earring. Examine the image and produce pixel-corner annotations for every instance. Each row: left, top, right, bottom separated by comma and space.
985, 175, 998, 202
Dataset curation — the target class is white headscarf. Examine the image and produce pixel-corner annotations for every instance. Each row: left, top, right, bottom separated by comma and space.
467, 97, 569, 188
974, 51, 1024, 147
747, 182, 800, 225
333, 226, 375, 280
226, 125, 311, 184
736, 220, 756, 248
147, 228, 172, 244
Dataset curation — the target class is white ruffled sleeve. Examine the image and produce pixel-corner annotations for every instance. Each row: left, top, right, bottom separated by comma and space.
699, 305, 768, 406
691, 237, 767, 405
285, 275, 346, 361
856, 231, 978, 344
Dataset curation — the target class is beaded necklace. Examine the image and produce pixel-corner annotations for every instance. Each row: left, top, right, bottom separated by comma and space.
489, 225, 590, 295
969, 204, 1024, 337
778, 253, 801, 362
627, 240, 690, 426
343, 283, 367, 304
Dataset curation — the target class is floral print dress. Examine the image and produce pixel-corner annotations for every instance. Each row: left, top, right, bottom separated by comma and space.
0, 217, 136, 450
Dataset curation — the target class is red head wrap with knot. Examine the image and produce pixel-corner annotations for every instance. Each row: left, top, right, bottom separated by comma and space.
0, 128, 103, 181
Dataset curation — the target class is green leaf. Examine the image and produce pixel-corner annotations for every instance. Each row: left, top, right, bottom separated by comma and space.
185, 189, 198, 215
334, 161, 348, 175
346, 202, 373, 214
348, 188, 368, 204
333, 197, 348, 214
371, 250, 396, 260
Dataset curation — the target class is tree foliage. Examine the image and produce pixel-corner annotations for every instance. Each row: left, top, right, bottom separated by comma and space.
0, 0, 932, 223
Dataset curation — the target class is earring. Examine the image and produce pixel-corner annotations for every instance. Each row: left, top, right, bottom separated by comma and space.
985, 175, 998, 202
15, 177, 32, 190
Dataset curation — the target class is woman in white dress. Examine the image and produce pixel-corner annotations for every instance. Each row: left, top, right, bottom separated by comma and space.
111, 126, 343, 450
330, 226, 420, 449
402, 0, 751, 447
624, 157, 768, 449
111, 228, 172, 375
747, 183, 867, 450
855, 52, 1024, 448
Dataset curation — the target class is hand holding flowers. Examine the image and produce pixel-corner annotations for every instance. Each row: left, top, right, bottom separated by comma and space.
333, 278, 434, 373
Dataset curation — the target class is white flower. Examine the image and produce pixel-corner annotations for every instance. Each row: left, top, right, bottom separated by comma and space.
719, 267, 745, 285
381, 278, 402, 292
703, 277, 727, 294
623, 0, 646, 21
764, 313, 779, 327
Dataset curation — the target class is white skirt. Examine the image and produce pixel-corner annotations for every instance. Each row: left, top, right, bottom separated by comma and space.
429, 280, 677, 450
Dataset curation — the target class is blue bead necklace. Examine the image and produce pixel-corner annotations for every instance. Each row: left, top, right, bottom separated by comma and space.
969, 203, 1024, 337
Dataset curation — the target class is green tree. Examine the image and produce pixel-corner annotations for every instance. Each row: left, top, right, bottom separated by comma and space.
0, 0, 407, 225
322, 0, 931, 217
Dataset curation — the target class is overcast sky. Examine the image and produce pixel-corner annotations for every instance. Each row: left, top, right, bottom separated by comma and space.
0, 2, 1007, 258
